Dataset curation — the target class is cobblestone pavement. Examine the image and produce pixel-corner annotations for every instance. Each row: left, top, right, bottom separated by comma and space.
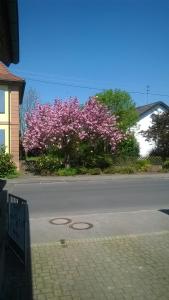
32, 232, 169, 300
6, 231, 169, 300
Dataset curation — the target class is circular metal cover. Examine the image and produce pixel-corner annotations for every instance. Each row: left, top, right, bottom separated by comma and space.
49, 218, 72, 225
69, 222, 93, 230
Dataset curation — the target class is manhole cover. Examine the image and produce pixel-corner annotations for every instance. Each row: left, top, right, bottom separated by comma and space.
69, 222, 93, 230
49, 218, 72, 225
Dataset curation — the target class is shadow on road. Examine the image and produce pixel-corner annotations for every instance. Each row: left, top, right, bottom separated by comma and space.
159, 209, 169, 216
0, 179, 6, 191
4, 198, 33, 300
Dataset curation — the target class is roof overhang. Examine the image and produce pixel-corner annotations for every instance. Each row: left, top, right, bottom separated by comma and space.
137, 101, 169, 118
0, 0, 19, 65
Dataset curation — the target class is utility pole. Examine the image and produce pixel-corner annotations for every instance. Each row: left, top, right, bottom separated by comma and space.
146, 85, 150, 104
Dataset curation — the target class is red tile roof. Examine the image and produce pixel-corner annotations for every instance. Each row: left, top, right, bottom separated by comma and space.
0, 62, 25, 104
0, 62, 24, 83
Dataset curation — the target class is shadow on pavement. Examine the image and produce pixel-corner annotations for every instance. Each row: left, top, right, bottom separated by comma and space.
4, 198, 33, 300
0, 179, 6, 191
159, 209, 169, 216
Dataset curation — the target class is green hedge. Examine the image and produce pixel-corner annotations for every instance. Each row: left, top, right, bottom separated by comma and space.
33, 155, 63, 175
0, 146, 17, 178
162, 160, 169, 170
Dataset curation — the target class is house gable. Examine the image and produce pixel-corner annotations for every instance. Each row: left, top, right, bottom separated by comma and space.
132, 101, 169, 157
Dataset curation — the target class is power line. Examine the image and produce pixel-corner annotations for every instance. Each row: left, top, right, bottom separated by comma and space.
26, 77, 104, 91
25, 76, 146, 94
25, 76, 169, 98
12, 67, 169, 98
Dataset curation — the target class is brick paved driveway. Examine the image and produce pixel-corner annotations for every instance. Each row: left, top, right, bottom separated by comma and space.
5, 231, 169, 300
5, 232, 169, 300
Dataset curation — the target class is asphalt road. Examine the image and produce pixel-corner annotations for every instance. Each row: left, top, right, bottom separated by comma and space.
8, 176, 169, 218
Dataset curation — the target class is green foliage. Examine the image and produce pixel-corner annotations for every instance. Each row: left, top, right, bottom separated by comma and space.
87, 168, 102, 175
102, 167, 116, 174
34, 155, 62, 175
148, 156, 163, 165
135, 159, 151, 170
103, 165, 135, 174
115, 166, 135, 174
0, 146, 17, 178
96, 89, 138, 131
103, 159, 153, 174
56, 168, 77, 176
77, 167, 88, 174
94, 155, 113, 169
162, 160, 169, 170
143, 111, 169, 160
115, 135, 139, 158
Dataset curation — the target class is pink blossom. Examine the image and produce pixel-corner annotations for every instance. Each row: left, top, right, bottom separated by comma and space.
23, 97, 124, 153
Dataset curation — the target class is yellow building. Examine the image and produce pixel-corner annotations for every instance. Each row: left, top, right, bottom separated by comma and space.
0, 62, 25, 169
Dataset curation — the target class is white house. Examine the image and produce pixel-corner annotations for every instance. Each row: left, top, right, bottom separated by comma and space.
132, 101, 169, 157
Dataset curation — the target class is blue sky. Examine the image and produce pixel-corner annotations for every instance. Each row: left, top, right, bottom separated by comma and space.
10, 0, 169, 106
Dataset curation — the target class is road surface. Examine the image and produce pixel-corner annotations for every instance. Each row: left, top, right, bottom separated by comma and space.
7, 175, 169, 217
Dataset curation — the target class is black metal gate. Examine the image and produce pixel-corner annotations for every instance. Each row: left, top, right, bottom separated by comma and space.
8, 194, 28, 265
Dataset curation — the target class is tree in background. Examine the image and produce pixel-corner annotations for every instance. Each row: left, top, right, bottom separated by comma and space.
115, 134, 140, 158
20, 88, 38, 137
95, 89, 138, 131
143, 111, 169, 160
23, 97, 124, 167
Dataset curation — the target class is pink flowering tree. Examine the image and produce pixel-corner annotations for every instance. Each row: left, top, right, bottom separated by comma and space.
80, 97, 123, 151
23, 97, 124, 167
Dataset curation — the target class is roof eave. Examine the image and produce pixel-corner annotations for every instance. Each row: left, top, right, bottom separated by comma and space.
7, 0, 19, 64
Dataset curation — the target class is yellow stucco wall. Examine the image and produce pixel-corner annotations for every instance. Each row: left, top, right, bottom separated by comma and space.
0, 86, 9, 152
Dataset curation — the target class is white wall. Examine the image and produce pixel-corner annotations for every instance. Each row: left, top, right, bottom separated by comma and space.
132, 107, 165, 157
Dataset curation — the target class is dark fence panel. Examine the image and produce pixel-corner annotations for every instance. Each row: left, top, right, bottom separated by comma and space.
8, 194, 28, 266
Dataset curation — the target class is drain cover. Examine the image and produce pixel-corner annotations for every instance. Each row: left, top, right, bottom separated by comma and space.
49, 218, 72, 225
69, 222, 93, 230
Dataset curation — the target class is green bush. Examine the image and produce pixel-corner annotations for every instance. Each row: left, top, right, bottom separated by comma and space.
114, 166, 135, 174
0, 146, 17, 178
33, 155, 62, 175
56, 168, 78, 176
162, 160, 169, 170
135, 159, 150, 170
87, 168, 102, 175
115, 135, 140, 158
77, 167, 88, 174
94, 155, 113, 169
103, 165, 135, 174
103, 167, 116, 174
148, 156, 163, 165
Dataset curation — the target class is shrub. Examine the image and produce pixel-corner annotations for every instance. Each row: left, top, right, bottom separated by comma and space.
162, 160, 169, 170
33, 155, 62, 175
135, 159, 150, 169
114, 166, 135, 174
0, 146, 17, 178
87, 168, 102, 175
103, 167, 116, 174
148, 156, 163, 165
94, 155, 113, 169
77, 167, 88, 174
115, 134, 140, 158
103, 165, 135, 174
56, 168, 78, 176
